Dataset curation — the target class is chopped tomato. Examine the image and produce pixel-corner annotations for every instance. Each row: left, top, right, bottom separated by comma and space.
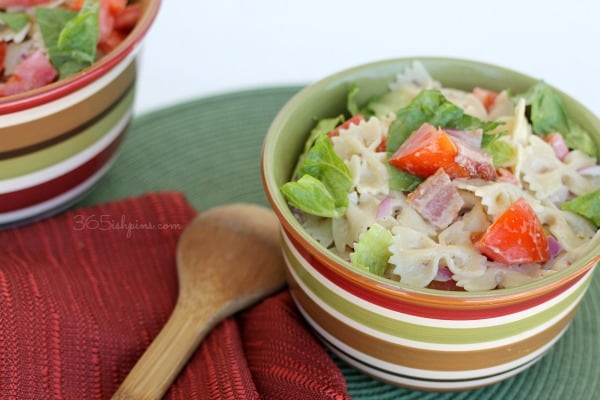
0, 41, 6, 74
67, 0, 126, 15
65, 0, 84, 10
475, 198, 550, 265
104, 0, 127, 15
98, 2, 115, 43
328, 114, 365, 138
114, 3, 142, 31
473, 87, 498, 112
97, 1, 142, 54
97, 30, 126, 55
0, 0, 50, 7
389, 123, 469, 178
376, 136, 387, 152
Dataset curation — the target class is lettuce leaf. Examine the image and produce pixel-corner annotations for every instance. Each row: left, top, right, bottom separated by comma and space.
350, 223, 393, 275
481, 132, 515, 168
297, 134, 352, 205
348, 84, 415, 120
560, 189, 600, 227
521, 81, 598, 158
386, 90, 503, 191
0, 11, 29, 32
361, 88, 415, 119
35, 0, 99, 79
292, 115, 344, 179
387, 165, 423, 192
282, 134, 352, 218
280, 175, 340, 218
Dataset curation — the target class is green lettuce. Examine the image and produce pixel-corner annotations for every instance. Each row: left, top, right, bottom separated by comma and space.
281, 175, 340, 218
347, 84, 417, 120
0, 11, 29, 32
292, 115, 344, 179
387, 165, 423, 193
350, 223, 393, 275
281, 134, 352, 218
560, 189, 600, 227
521, 81, 598, 158
35, 0, 100, 79
481, 132, 515, 168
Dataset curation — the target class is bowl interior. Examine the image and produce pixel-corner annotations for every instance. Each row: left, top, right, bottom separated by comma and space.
262, 57, 600, 298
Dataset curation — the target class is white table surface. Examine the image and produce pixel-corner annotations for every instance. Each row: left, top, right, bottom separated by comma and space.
134, 0, 600, 119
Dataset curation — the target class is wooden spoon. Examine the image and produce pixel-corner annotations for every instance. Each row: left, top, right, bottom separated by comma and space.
112, 203, 287, 400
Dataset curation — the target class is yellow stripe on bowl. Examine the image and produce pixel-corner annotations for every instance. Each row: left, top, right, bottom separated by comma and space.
0, 84, 135, 179
0, 57, 136, 154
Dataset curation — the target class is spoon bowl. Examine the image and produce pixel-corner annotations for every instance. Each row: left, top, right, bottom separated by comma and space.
112, 203, 286, 399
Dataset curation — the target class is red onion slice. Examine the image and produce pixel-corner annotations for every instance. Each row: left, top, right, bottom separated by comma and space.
547, 236, 563, 260
577, 165, 600, 176
376, 197, 393, 218
434, 266, 453, 282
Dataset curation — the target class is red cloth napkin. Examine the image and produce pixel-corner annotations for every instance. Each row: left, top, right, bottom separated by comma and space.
0, 192, 350, 400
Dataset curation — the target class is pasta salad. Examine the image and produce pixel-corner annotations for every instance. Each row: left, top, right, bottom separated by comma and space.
281, 62, 600, 291
0, 0, 141, 97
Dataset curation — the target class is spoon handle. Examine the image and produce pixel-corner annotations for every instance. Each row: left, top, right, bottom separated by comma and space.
111, 300, 212, 400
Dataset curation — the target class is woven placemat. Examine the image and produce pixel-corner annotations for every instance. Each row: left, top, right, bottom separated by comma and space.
81, 87, 600, 399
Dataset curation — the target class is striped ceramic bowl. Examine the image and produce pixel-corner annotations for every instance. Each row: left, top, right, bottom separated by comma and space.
261, 58, 600, 391
0, 0, 160, 228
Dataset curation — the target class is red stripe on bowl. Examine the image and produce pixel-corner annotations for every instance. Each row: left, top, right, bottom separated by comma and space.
0, 127, 127, 213
285, 230, 586, 320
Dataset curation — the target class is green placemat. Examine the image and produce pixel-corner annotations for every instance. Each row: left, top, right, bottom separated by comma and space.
80, 87, 600, 399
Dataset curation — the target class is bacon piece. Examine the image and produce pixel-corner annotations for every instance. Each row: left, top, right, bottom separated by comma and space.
544, 132, 569, 161
497, 167, 518, 184
452, 137, 497, 181
445, 128, 483, 148
0, 50, 57, 97
407, 169, 465, 229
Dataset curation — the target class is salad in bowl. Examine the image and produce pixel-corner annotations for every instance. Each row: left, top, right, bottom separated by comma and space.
280, 61, 600, 292
0, 0, 141, 97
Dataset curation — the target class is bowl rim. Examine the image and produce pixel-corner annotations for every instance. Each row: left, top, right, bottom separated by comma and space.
261, 56, 600, 305
0, 0, 161, 114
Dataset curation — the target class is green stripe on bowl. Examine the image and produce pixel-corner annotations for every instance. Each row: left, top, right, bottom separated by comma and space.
0, 84, 135, 180
284, 242, 591, 345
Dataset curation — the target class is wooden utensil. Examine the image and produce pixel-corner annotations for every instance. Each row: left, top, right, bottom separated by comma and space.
112, 204, 287, 399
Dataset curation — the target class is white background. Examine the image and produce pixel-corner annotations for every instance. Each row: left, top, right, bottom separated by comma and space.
134, 0, 600, 118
